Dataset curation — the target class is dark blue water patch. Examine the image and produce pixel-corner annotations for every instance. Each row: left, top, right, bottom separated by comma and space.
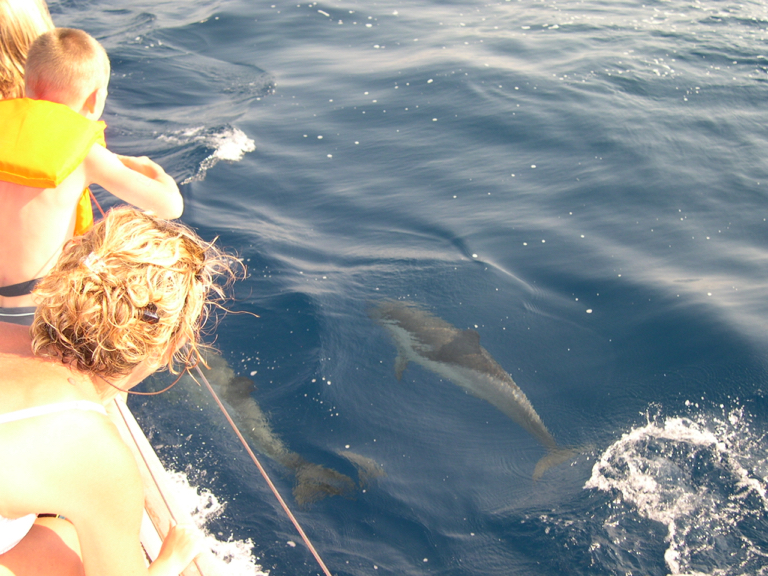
213, 297, 324, 397
574, 494, 671, 576
108, 45, 270, 118
490, 499, 654, 576
145, 8, 279, 61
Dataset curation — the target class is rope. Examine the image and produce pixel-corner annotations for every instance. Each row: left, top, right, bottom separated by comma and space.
89, 188, 107, 219
193, 365, 334, 576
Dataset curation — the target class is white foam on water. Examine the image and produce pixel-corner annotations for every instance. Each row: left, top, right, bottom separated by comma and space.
585, 406, 768, 576
209, 128, 256, 162
159, 126, 256, 184
167, 470, 269, 576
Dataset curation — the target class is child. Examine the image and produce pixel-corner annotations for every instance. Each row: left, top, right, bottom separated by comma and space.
0, 28, 183, 324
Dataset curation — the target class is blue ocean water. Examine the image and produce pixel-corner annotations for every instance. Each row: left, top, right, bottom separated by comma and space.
53, 0, 768, 574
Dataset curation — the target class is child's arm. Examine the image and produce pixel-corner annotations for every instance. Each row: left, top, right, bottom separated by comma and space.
84, 144, 184, 219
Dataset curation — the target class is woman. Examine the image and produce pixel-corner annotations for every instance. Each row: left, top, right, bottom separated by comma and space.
0, 0, 54, 100
0, 207, 239, 575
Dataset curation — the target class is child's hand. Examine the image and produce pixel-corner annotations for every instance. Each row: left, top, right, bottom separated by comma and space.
116, 154, 167, 180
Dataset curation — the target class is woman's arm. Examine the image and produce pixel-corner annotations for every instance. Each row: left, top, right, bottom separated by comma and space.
36, 413, 200, 576
148, 525, 205, 576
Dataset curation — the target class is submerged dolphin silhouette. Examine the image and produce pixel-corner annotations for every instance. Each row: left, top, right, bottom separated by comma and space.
193, 351, 356, 506
370, 300, 578, 479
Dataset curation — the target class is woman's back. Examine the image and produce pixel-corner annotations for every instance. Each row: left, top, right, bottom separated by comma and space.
0, 323, 138, 530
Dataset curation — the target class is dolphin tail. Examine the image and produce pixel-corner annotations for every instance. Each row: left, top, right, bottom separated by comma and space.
291, 461, 356, 507
394, 353, 408, 380
338, 450, 386, 488
533, 446, 584, 481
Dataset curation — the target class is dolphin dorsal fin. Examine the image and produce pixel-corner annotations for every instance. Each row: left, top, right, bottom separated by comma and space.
433, 329, 482, 363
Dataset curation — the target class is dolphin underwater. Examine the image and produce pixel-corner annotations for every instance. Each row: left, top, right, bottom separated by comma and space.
189, 351, 356, 506
370, 300, 578, 480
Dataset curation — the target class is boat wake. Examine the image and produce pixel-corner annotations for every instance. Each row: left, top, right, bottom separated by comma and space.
167, 470, 269, 576
585, 405, 768, 575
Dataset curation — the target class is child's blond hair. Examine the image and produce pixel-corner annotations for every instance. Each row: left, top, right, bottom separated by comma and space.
24, 27, 110, 105
0, 0, 54, 99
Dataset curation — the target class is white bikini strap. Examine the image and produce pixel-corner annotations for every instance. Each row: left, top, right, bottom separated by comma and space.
0, 400, 107, 425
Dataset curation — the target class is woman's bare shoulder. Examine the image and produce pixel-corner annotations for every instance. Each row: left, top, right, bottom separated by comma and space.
36, 406, 132, 469
6, 406, 141, 517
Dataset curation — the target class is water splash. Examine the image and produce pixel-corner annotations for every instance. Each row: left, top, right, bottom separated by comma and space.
158, 125, 256, 184
167, 470, 269, 576
585, 406, 768, 575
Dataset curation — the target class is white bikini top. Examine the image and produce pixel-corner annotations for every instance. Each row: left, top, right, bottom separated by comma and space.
0, 514, 37, 555
0, 400, 107, 425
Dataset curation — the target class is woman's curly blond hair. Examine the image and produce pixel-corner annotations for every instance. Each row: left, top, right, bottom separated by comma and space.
31, 207, 241, 379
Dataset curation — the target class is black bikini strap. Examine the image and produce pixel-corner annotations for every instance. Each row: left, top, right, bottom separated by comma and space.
0, 278, 42, 298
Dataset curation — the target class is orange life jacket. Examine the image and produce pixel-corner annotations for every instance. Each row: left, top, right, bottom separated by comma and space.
0, 98, 106, 235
